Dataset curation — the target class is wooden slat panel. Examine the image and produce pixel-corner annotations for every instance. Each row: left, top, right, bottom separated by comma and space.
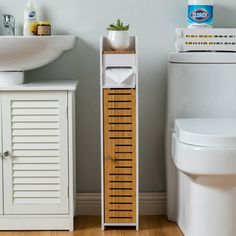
108, 203, 133, 210
109, 182, 133, 189
107, 103, 132, 109
108, 109, 132, 116
107, 89, 134, 94
112, 160, 133, 166
104, 88, 136, 224
108, 94, 132, 101
109, 132, 133, 139
108, 117, 132, 123
107, 189, 133, 195
108, 175, 133, 182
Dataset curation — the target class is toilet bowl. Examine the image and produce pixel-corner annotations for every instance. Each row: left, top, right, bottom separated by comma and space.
172, 119, 236, 236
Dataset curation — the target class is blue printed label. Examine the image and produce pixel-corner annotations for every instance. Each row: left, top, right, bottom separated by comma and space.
188, 5, 213, 26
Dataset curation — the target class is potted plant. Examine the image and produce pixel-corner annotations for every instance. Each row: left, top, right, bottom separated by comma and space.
107, 19, 130, 50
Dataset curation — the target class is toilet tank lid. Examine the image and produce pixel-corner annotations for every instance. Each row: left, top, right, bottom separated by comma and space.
175, 119, 236, 147
168, 52, 236, 64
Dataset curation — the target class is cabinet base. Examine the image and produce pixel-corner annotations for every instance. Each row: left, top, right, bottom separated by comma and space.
0, 215, 74, 231
103, 223, 139, 231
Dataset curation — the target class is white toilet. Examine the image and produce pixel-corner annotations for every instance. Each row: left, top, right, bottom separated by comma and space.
167, 52, 236, 236
172, 119, 236, 236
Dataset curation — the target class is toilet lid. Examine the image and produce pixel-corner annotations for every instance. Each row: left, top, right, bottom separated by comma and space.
175, 119, 236, 147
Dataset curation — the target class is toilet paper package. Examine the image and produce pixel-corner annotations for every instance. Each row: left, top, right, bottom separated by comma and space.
175, 28, 236, 52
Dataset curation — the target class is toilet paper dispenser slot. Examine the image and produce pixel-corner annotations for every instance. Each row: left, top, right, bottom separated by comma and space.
103, 67, 136, 88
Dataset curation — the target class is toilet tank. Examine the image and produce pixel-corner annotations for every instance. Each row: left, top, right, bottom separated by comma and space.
166, 52, 236, 220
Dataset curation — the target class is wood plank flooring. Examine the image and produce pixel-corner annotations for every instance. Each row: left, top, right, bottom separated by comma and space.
0, 216, 183, 236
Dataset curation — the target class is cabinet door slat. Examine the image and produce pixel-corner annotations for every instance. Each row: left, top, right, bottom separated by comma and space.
12, 143, 59, 150
13, 185, 60, 191
13, 170, 60, 177
12, 136, 59, 143
13, 164, 60, 171
11, 101, 59, 108
12, 115, 59, 122
12, 123, 59, 129
13, 191, 60, 198
13, 150, 59, 157
13, 157, 60, 164
13, 177, 60, 184
12, 108, 59, 115
12, 129, 59, 136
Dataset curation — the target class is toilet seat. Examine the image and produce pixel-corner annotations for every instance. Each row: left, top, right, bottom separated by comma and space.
172, 119, 236, 175
172, 133, 236, 175
175, 119, 236, 148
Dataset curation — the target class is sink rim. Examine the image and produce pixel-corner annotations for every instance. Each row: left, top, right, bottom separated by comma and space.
0, 35, 76, 72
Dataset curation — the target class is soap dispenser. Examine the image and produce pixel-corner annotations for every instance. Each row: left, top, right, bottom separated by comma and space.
23, 0, 37, 36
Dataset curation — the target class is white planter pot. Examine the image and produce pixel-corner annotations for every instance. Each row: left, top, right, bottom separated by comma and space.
108, 31, 130, 50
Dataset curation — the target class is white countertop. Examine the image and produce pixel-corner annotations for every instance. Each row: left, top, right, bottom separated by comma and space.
0, 80, 78, 91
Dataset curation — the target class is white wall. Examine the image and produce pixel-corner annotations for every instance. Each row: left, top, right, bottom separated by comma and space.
0, 0, 235, 192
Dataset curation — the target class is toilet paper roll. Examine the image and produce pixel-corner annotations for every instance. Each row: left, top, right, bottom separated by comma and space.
105, 68, 134, 84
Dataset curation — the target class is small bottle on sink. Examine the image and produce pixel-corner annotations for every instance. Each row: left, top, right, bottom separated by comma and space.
23, 0, 37, 36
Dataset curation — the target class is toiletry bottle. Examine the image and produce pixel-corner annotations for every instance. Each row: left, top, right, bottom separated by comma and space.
23, 0, 37, 36
188, 0, 214, 28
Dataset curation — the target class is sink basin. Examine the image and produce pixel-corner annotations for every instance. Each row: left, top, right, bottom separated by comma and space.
0, 35, 76, 85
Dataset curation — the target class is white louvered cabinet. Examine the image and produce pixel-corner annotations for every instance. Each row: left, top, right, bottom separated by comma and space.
0, 96, 2, 216
0, 81, 78, 231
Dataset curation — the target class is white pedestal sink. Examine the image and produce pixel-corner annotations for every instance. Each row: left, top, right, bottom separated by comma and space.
0, 35, 76, 85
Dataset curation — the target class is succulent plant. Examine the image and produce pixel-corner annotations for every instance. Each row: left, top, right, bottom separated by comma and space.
107, 19, 130, 31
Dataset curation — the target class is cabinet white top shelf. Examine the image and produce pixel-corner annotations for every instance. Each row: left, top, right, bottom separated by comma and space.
0, 81, 78, 91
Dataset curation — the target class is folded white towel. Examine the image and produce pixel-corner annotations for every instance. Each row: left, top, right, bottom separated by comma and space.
105, 68, 134, 84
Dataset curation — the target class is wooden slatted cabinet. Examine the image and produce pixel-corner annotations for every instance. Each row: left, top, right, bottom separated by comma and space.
101, 37, 139, 230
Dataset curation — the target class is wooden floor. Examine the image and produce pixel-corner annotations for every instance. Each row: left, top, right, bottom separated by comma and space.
0, 216, 183, 236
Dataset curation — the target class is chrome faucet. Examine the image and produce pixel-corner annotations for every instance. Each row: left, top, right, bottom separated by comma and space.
3, 13, 15, 36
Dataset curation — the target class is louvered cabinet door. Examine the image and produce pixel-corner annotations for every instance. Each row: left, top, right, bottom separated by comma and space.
104, 89, 136, 223
2, 91, 68, 215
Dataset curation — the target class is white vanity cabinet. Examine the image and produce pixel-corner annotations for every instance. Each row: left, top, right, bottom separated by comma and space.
0, 81, 78, 231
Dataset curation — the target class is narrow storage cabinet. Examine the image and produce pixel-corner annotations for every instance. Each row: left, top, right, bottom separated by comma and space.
0, 81, 78, 231
100, 37, 139, 230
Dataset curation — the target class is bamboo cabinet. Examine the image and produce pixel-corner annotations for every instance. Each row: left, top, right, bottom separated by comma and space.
100, 37, 139, 230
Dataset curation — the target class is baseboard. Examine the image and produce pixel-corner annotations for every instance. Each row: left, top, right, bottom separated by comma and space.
76, 192, 166, 216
